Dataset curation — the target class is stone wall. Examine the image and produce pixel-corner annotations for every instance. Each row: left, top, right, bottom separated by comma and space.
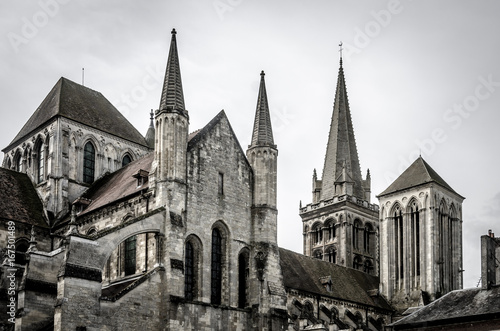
378, 184, 464, 312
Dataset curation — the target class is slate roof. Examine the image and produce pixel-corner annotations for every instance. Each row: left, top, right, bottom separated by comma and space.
279, 248, 392, 311
0, 168, 48, 228
78, 153, 154, 216
4, 77, 148, 151
77, 110, 248, 217
321, 61, 365, 201
390, 286, 500, 329
378, 157, 462, 197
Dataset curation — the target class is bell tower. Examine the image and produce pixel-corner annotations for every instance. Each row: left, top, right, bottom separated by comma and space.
378, 157, 464, 313
300, 58, 378, 274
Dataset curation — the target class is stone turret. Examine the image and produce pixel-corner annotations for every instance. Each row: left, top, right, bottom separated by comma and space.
246, 71, 287, 325
151, 28, 189, 213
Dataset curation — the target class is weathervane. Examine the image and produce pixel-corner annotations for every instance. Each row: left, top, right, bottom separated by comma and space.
339, 41, 343, 59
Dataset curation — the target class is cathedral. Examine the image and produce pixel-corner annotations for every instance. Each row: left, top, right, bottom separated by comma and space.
3, 29, 494, 331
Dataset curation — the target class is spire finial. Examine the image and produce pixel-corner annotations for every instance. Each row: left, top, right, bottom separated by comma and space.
260, 70, 265, 76
171, 28, 176, 35
339, 41, 343, 67
149, 109, 154, 127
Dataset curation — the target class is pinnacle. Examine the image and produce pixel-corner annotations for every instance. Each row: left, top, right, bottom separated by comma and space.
250, 70, 275, 147
159, 28, 185, 112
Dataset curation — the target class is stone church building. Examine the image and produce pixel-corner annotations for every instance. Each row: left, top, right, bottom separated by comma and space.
0, 30, 469, 330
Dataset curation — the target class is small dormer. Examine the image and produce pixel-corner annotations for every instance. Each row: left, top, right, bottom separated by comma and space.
319, 276, 333, 293
133, 169, 149, 187
73, 197, 92, 214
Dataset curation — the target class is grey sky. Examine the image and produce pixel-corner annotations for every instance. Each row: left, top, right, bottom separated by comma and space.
1, 0, 499, 289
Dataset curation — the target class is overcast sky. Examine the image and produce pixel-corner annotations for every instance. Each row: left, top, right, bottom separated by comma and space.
1, 0, 499, 289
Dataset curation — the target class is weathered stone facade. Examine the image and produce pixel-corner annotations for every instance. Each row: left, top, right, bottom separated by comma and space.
0, 29, 469, 331
377, 158, 464, 313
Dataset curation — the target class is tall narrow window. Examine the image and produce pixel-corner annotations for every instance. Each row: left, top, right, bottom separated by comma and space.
15, 153, 22, 172
327, 248, 336, 263
218, 172, 224, 195
411, 205, 420, 277
363, 226, 369, 253
238, 252, 249, 308
185, 242, 194, 301
394, 210, 404, 281
37, 144, 44, 183
124, 236, 136, 276
353, 220, 361, 250
83, 142, 95, 184
211, 228, 222, 304
353, 255, 362, 270
122, 154, 132, 167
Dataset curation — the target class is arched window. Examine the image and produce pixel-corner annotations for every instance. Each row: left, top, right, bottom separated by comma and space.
327, 247, 336, 263
353, 219, 362, 250
312, 223, 323, 245
303, 301, 314, 319
314, 250, 323, 260
364, 259, 373, 274
6, 156, 11, 169
325, 220, 335, 241
124, 235, 136, 276
353, 255, 363, 270
364, 223, 373, 253
211, 228, 223, 305
83, 141, 95, 184
122, 154, 132, 167
86, 228, 97, 236
238, 250, 249, 308
410, 203, 420, 277
36, 143, 44, 183
15, 239, 29, 265
14, 152, 22, 172
394, 208, 404, 282
185, 241, 194, 301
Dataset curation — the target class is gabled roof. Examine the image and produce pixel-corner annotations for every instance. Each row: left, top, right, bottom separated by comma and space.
378, 156, 462, 198
4, 77, 148, 151
279, 248, 392, 311
250, 71, 275, 147
321, 60, 365, 201
0, 168, 48, 228
391, 287, 500, 329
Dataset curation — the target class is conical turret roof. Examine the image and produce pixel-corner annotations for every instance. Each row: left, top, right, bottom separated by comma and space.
250, 71, 275, 147
159, 29, 185, 112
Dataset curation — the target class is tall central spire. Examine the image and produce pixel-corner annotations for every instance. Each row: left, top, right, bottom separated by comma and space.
320, 60, 365, 200
159, 28, 185, 112
250, 71, 275, 147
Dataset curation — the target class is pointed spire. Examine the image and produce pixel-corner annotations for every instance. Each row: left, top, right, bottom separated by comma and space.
320, 61, 365, 201
250, 71, 275, 147
159, 28, 185, 112
145, 109, 155, 149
